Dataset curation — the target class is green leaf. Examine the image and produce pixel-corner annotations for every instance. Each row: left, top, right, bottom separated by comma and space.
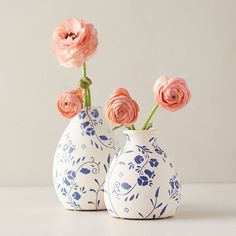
112, 125, 123, 131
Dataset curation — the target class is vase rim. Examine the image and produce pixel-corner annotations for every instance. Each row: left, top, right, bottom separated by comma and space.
123, 129, 158, 136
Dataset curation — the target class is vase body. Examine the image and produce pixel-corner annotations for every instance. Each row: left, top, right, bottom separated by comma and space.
104, 130, 181, 219
53, 106, 119, 210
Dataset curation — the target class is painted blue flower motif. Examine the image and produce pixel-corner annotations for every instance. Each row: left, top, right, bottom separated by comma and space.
91, 109, 99, 118
144, 169, 155, 178
134, 155, 144, 164
64, 178, 70, 186
67, 170, 76, 180
137, 176, 149, 186
169, 177, 180, 190
79, 110, 86, 119
86, 128, 95, 136
72, 192, 81, 200
81, 121, 90, 129
149, 158, 159, 167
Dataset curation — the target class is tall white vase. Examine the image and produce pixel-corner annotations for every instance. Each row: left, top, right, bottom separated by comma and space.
53, 106, 119, 210
104, 130, 181, 219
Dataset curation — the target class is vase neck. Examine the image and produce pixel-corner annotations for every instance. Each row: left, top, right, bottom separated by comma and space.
71, 106, 104, 122
123, 130, 158, 146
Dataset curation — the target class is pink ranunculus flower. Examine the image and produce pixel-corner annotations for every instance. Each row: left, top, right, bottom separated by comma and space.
56, 89, 83, 118
154, 76, 191, 111
106, 88, 139, 126
51, 19, 98, 68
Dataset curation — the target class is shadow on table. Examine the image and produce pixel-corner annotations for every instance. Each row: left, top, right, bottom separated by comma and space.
175, 204, 236, 220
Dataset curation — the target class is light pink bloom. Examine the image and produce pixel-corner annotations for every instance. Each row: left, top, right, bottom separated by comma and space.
154, 76, 191, 111
51, 19, 98, 68
56, 89, 83, 118
106, 88, 139, 126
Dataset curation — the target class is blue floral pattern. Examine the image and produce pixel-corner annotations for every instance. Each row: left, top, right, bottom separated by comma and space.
53, 107, 118, 210
168, 174, 181, 203
104, 132, 181, 219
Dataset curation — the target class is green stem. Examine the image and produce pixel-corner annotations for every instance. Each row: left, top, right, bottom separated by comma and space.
83, 63, 87, 77
82, 63, 91, 107
87, 87, 91, 106
141, 104, 159, 130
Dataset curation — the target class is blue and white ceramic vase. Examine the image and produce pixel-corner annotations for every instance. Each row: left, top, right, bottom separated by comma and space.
104, 130, 181, 219
53, 106, 119, 210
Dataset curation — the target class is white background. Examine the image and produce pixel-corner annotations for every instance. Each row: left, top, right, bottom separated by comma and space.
0, 0, 235, 185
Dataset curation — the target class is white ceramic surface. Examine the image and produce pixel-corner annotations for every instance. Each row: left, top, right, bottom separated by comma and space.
53, 106, 119, 210
104, 130, 181, 219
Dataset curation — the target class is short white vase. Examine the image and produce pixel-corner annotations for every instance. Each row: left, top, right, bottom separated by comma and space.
53, 106, 119, 210
104, 130, 181, 219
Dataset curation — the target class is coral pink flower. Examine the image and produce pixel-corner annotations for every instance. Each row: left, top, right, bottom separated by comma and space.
56, 89, 83, 118
106, 88, 139, 126
51, 19, 98, 68
154, 76, 191, 111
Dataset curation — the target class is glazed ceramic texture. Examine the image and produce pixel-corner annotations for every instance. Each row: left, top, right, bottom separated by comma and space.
53, 106, 119, 210
104, 130, 181, 219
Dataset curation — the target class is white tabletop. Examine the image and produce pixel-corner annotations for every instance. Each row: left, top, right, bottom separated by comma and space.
0, 184, 235, 236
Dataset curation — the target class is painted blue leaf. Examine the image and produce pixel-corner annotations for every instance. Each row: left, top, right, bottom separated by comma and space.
97, 200, 100, 206
108, 209, 115, 213
76, 158, 81, 164
88, 201, 94, 204
118, 161, 126, 165
107, 154, 111, 164
61, 188, 67, 196
94, 179, 99, 185
99, 135, 108, 141
80, 168, 90, 175
160, 204, 168, 216
95, 143, 99, 149
155, 203, 163, 209
138, 213, 144, 218
136, 193, 139, 199
155, 187, 160, 198
124, 197, 128, 202
150, 198, 154, 207
130, 194, 135, 201
149, 137, 155, 142
121, 182, 132, 190
125, 150, 133, 153
104, 164, 108, 173
89, 189, 96, 193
